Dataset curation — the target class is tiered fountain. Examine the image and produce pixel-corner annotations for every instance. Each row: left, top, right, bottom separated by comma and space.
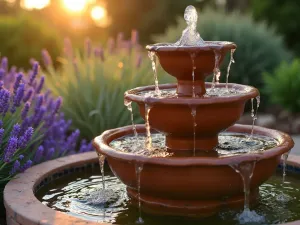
93, 5, 294, 221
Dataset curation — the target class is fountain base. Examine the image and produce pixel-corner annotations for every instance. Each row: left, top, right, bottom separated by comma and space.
127, 188, 259, 218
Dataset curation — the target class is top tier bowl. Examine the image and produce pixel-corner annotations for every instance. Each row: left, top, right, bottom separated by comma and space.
146, 41, 236, 97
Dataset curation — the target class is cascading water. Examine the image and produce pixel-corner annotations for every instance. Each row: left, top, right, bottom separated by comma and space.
250, 96, 261, 137
145, 104, 152, 150
231, 161, 265, 224
98, 153, 106, 190
210, 50, 221, 92
124, 100, 138, 139
191, 106, 197, 156
135, 163, 144, 224
226, 49, 235, 90
148, 52, 160, 96
190, 53, 197, 98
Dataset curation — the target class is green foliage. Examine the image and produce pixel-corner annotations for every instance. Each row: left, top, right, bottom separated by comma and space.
264, 59, 300, 113
252, 0, 300, 56
0, 13, 62, 69
154, 9, 291, 107
106, 0, 205, 43
44, 38, 173, 140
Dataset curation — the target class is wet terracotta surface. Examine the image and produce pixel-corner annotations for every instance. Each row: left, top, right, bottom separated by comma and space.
3, 151, 300, 224
125, 83, 259, 151
93, 124, 294, 217
146, 41, 236, 96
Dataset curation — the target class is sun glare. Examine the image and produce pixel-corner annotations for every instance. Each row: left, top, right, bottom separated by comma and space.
63, 0, 87, 13
21, 0, 50, 10
91, 6, 106, 21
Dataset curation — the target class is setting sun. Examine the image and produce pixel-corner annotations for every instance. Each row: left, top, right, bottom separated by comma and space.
91, 6, 106, 21
63, 0, 87, 13
21, 0, 50, 10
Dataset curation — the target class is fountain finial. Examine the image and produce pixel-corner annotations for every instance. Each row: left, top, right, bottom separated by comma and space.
175, 5, 205, 46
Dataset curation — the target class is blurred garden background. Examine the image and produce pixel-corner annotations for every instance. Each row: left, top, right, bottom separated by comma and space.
0, 0, 300, 222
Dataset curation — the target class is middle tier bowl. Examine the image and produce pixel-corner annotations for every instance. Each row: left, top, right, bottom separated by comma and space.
125, 83, 259, 151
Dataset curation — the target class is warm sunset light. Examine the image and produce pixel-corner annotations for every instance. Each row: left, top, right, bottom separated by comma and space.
63, 0, 87, 13
21, 0, 50, 10
91, 6, 106, 21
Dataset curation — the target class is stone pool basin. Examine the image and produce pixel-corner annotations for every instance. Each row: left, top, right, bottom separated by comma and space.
4, 151, 300, 225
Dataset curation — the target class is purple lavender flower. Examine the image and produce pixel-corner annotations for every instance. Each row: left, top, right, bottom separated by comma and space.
11, 84, 25, 113
136, 54, 142, 68
84, 38, 92, 58
52, 97, 62, 115
13, 73, 23, 94
34, 146, 44, 163
20, 160, 32, 172
4, 137, 18, 162
19, 155, 24, 160
21, 102, 30, 120
34, 95, 44, 114
23, 88, 33, 102
41, 49, 53, 67
36, 76, 45, 94
46, 148, 55, 160
0, 128, 4, 145
117, 32, 124, 48
0, 81, 4, 89
10, 160, 20, 175
107, 37, 115, 54
10, 124, 21, 137
1, 57, 8, 71
64, 37, 73, 58
44, 90, 51, 102
0, 68, 5, 80
18, 127, 33, 149
63, 129, 80, 154
0, 89, 10, 115
79, 139, 87, 153
28, 62, 39, 86
94, 47, 105, 61
33, 106, 46, 127
131, 30, 139, 46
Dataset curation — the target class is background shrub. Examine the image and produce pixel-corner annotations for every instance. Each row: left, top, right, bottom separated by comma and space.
43, 34, 173, 141
252, 0, 300, 57
264, 59, 300, 114
154, 9, 291, 108
0, 13, 62, 69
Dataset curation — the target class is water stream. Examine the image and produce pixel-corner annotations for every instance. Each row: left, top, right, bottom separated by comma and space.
282, 151, 291, 183
211, 50, 221, 91
145, 104, 153, 150
135, 163, 144, 224
226, 49, 236, 90
98, 153, 106, 190
124, 100, 138, 139
191, 106, 197, 156
230, 161, 265, 224
148, 52, 160, 96
190, 53, 197, 98
250, 96, 261, 137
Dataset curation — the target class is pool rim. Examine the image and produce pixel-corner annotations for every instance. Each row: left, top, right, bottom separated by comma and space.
4, 151, 300, 225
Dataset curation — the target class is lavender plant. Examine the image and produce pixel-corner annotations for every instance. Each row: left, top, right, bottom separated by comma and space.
43, 31, 174, 140
0, 57, 92, 202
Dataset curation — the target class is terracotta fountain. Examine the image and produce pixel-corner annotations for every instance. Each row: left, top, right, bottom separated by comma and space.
93, 6, 294, 218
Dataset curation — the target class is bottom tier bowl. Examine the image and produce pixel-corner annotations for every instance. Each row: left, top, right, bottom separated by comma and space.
93, 124, 294, 218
